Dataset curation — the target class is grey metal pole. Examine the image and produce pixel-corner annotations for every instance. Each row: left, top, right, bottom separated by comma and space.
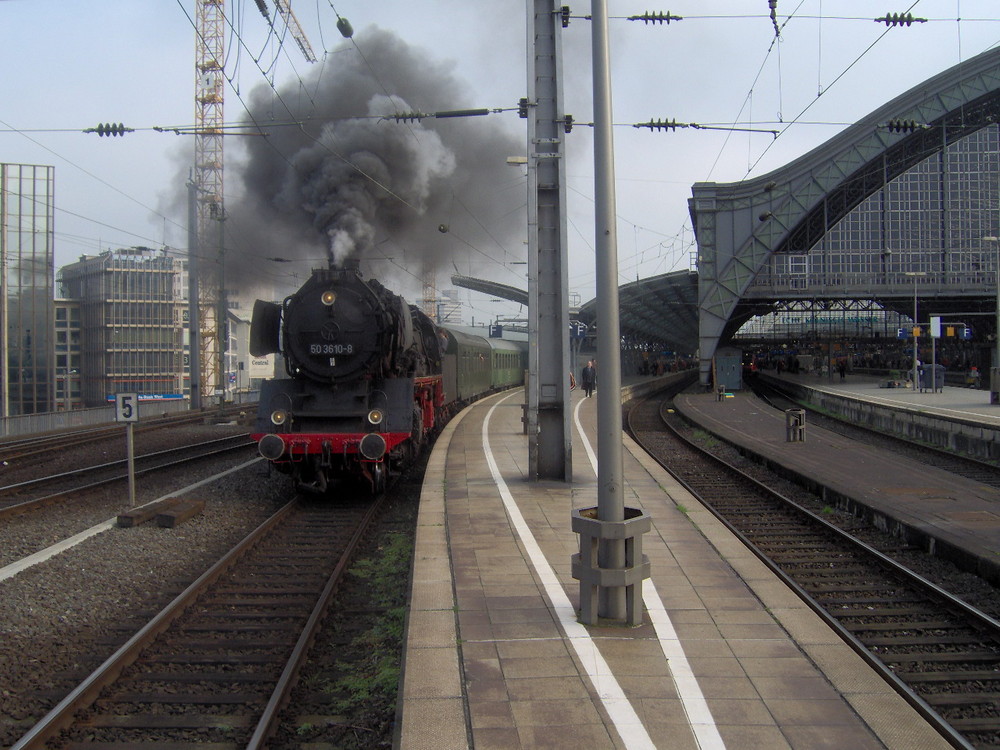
913, 277, 918, 392
0, 166, 7, 421
591, 0, 625, 620
126, 421, 136, 507
525, 0, 572, 480
187, 178, 202, 410
217, 212, 226, 409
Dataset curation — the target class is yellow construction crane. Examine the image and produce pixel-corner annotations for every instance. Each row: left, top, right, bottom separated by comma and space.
191, 0, 315, 406
252, 0, 318, 63
274, 0, 318, 62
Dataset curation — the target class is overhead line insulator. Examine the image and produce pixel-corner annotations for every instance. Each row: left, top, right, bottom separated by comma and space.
627, 11, 683, 25
389, 112, 427, 123
634, 118, 680, 131
883, 118, 927, 133
874, 12, 927, 27
85, 122, 133, 137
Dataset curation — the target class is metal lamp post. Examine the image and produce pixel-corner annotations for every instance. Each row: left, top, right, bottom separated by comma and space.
984, 237, 1000, 403
904, 271, 926, 391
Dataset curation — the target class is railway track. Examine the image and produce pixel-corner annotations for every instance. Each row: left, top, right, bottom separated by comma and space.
12, 495, 382, 750
0, 404, 253, 466
627, 389, 1000, 750
0, 435, 254, 518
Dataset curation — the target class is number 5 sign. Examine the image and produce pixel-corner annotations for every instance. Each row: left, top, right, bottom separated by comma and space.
115, 392, 139, 423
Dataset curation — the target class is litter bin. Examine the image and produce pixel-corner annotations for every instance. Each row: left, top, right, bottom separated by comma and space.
921, 364, 946, 392
785, 408, 805, 442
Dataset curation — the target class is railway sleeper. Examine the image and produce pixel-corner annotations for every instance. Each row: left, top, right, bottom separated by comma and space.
862, 634, 991, 646
879, 651, 1000, 664
924, 693, 1000, 707
97, 690, 259, 704
81, 712, 255, 728
905, 669, 1000, 682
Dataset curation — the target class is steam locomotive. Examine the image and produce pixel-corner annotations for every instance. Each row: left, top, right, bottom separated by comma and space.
249, 263, 527, 494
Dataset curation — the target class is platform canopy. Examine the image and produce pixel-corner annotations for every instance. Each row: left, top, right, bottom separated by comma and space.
453, 269, 703, 355
576, 270, 701, 355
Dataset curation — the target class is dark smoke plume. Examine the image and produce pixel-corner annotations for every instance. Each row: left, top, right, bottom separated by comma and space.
227, 26, 523, 297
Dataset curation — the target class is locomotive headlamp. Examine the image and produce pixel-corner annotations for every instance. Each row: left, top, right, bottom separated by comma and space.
367, 408, 385, 425
270, 409, 289, 426
321, 290, 337, 306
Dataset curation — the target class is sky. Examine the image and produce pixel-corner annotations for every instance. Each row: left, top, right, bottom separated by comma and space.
3, 1, 1000, 328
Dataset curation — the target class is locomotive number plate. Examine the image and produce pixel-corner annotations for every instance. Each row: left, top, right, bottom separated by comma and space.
309, 343, 354, 355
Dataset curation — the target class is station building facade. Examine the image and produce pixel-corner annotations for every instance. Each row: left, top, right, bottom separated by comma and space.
58, 248, 187, 407
1, 163, 56, 416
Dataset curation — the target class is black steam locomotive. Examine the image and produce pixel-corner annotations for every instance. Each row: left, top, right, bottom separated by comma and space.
250, 264, 527, 494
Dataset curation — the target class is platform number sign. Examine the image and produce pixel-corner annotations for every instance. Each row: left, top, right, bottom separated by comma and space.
115, 393, 139, 423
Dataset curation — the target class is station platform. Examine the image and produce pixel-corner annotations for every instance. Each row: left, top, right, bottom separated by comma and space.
397, 385, 950, 749
766, 370, 1000, 428
674, 374, 1000, 587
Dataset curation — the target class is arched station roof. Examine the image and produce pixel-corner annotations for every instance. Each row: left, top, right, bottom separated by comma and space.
689, 45, 1000, 384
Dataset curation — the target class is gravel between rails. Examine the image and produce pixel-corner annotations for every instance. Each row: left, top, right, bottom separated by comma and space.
0, 422, 296, 747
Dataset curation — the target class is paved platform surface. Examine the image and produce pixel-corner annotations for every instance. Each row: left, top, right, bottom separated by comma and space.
398, 387, 950, 749
674, 376, 1000, 579
770, 371, 1000, 427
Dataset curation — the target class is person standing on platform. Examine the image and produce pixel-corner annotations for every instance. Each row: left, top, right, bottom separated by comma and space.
838, 360, 846, 381
581, 360, 596, 397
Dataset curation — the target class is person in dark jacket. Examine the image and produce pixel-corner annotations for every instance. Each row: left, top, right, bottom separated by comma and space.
581, 360, 596, 397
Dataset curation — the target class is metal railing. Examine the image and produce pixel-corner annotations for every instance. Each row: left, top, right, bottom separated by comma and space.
0, 390, 259, 438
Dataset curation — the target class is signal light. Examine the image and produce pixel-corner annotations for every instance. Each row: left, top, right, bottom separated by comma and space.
518, 98, 529, 118
560, 6, 570, 27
